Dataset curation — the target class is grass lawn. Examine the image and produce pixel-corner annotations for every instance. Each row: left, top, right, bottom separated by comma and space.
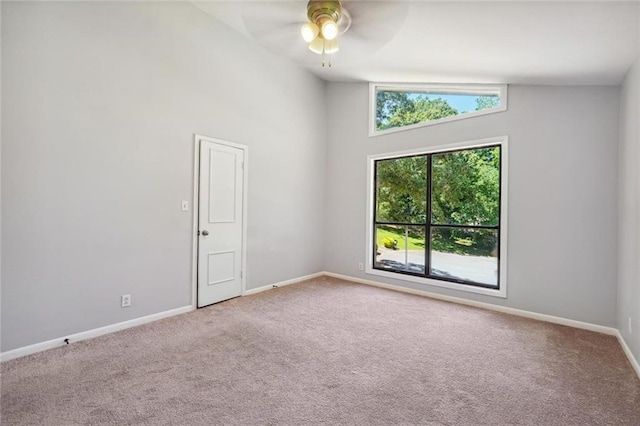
376, 227, 425, 250
376, 226, 493, 256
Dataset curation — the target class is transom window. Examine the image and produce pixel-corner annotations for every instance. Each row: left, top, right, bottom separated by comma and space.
366, 137, 508, 298
370, 84, 507, 136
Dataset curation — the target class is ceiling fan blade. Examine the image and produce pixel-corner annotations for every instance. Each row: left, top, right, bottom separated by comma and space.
242, 1, 306, 35
327, 1, 408, 62
343, 1, 409, 27
343, 1, 410, 42
247, 22, 301, 43
241, 1, 311, 58
243, 1, 330, 64
241, 0, 410, 66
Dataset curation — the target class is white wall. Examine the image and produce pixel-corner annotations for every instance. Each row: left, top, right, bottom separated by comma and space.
324, 83, 620, 327
618, 55, 640, 362
1, 2, 327, 352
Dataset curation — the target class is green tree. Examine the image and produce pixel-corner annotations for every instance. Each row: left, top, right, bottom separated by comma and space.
431, 147, 500, 226
475, 95, 500, 110
376, 147, 500, 255
376, 91, 409, 128
430, 147, 500, 254
374, 92, 501, 256
376, 155, 427, 224
387, 97, 458, 129
376, 92, 458, 130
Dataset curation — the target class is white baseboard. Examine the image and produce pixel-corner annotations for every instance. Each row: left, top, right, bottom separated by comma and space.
243, 272, 324, 296
2, 271, 323, 362
4, 271, 638, 381
244, 271, 639, 379
326, 272, 640, 378
1, 305, 193, 362
616, 331, 640, 380
324, 272, 618, 336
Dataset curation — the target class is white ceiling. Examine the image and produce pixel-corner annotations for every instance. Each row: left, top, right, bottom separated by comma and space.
194, 1, 640, 85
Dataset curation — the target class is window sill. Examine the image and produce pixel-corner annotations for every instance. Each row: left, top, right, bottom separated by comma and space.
365, 266, 507, 299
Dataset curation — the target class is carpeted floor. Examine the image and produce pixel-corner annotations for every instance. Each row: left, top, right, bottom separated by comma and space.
1, 277, 639, 425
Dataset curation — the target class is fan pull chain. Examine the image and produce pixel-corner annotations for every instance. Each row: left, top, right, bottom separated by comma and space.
321, 50, 332, 68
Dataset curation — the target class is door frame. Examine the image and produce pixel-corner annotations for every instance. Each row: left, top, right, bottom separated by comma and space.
191, 134, 249, 309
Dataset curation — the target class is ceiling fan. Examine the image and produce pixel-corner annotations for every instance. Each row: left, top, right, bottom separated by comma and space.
299, 0, 351, 66
241, 1, 409, 68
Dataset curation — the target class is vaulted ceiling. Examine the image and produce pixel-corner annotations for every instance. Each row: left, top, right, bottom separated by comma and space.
194, 1, 640, 85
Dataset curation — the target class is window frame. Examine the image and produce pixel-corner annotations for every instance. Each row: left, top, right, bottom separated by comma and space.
365, 136, 509, 298
369, 83, 508, 137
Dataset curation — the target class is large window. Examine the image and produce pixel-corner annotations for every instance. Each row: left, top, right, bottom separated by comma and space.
370, 84, 507, 137
367, 137, 508, 297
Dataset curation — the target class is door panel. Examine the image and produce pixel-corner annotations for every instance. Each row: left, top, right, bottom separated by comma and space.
198, 140, 245, 308
208, 150, 237, 223
207, 251, 235, 285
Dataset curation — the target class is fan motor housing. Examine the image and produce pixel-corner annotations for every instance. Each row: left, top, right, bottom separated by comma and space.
307, 0, 342, 25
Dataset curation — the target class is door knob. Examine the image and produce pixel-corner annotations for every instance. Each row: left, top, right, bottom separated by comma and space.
201, 230, 209, 236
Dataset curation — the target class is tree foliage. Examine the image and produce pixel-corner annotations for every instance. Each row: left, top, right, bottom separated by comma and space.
376, 91, 408, 128
376, 92, 458, 131
374, 93, 501, 255
475, 95, 500, 111
376, 148, 499, 223
376, 156, 427, 224
431, 147, 500, 226
376, 92, 500, 131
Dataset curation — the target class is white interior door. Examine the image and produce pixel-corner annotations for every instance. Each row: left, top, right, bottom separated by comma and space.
198, 139, 246, 308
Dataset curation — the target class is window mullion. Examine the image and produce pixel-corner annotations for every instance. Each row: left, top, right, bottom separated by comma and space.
425, 154, 432, 278
372, 161, 379, 267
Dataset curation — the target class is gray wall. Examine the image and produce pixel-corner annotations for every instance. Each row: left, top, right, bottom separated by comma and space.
324, 83, 620, 327
1, 2, 327, 352
618, 55, 640, 362
1, 1, 633, 355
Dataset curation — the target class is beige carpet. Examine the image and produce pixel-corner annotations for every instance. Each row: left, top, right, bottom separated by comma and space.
2, 277, 639, 425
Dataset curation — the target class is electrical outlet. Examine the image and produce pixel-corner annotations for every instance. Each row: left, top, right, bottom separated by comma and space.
358, 263, 364, 271
121, 294, 131, 308
629, 317, 633, 334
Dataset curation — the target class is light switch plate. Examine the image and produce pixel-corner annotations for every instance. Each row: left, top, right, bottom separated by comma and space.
181, 200, 189, 212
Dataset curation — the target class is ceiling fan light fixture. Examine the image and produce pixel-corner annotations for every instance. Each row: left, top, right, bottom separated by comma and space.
307, 1, 342, 24
324, 38, 339, 54
300, 22, 319, 43
303, 0, 347, 64
308, 37, 324, 54
320, 19, 339, 40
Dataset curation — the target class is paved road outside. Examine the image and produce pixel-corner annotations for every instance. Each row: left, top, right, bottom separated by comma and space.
376, 247, 497, 286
